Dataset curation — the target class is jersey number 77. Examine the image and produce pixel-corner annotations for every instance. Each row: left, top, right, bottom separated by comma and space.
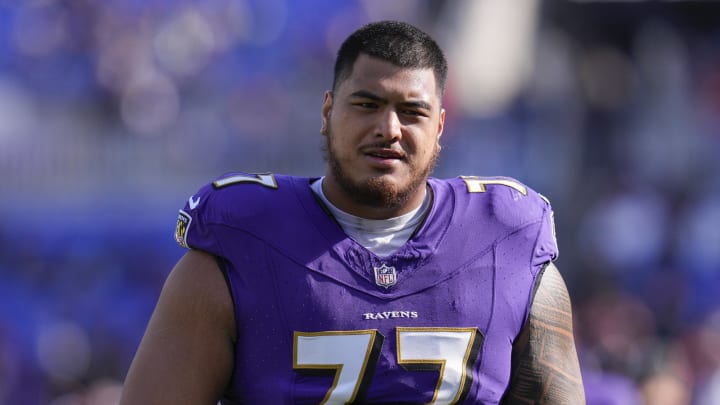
294, 327, 483, 405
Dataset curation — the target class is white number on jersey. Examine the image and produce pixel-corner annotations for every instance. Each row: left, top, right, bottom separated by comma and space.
213, 173, 277, 189
460, 176, 527, 195
294, 328, 482, 405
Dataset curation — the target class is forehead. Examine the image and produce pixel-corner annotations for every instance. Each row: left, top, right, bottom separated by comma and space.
338, 54, 440, 104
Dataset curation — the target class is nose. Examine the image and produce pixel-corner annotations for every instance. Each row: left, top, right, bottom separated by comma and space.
376, 109, 402, 141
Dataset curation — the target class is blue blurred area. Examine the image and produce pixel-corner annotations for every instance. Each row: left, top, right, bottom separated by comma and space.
0, 1, 719, 403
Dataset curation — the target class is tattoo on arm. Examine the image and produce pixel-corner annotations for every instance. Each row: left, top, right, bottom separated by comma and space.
502, 263, 585, 405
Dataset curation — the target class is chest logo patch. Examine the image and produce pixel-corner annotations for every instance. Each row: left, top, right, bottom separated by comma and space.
374, 264, 397, 288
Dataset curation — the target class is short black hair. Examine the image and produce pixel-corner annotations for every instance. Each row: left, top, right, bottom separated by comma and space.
332, 20, 448, 98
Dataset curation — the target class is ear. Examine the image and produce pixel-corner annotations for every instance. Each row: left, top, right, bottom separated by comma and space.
436, 107, 446, 144
321, 91, 333, 135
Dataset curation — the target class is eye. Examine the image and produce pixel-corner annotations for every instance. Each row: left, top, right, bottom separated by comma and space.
401, 109, 428, 118
353, 102, 378, 109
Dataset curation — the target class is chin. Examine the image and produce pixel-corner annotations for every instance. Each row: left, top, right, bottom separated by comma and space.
354, 175, 415, 209
328, 148, 428, 210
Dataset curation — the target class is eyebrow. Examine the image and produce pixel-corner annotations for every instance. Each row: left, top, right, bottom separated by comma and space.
349, 90, 433, 111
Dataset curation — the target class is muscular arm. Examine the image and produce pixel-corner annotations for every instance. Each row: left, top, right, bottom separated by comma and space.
120, 250, 237, 405
502, 263, 585, 404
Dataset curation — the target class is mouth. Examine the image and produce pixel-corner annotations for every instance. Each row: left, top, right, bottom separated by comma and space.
362, 147, 405, 161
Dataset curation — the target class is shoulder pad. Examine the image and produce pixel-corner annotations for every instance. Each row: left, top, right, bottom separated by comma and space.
174, 172, 289, 253
453, 175, 549, 225
450, 175, 558, 262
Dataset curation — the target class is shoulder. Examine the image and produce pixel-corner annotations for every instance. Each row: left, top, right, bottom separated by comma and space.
191, 172, 283, 210
437, 176, 554, 228
174, 172, 311, 250
432, 175, 559, 265
186, 172, 303, 223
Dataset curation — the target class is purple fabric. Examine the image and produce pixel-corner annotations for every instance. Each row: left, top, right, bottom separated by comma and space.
178, 173, 557, 404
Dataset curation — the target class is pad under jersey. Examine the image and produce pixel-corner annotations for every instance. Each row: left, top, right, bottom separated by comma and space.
174, 173, 558, 405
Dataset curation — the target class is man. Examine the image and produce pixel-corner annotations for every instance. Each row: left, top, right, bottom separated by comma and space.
121, 21, 585, 404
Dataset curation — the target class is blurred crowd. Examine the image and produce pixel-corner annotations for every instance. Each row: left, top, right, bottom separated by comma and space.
0, 1, 718, 404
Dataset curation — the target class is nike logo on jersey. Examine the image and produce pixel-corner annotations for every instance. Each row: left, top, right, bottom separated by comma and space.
188, 195, 201, 210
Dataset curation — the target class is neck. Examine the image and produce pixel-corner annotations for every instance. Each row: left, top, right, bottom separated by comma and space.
321, 174, 428, 220
311, 178, 432, 257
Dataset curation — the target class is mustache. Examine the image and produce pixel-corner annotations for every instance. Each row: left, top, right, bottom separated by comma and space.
360, 142, 407, 159
359, 141, 405, 152
361, 141, 398, 149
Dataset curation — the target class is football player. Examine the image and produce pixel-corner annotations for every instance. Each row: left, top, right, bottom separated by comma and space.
121, 20, 585, 404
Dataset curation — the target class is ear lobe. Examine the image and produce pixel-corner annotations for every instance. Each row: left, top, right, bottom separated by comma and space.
320, 121, 328, 135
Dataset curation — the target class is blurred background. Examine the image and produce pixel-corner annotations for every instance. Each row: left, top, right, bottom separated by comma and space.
0, 0, 718, 403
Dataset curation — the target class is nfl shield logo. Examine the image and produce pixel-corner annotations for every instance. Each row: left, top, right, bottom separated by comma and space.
374, 264, 397, 288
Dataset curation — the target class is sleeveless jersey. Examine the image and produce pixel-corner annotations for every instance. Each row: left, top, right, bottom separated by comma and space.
174, 173, 558, 404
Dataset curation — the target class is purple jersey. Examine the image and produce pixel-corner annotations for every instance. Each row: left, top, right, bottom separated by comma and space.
174, 173, 558, 404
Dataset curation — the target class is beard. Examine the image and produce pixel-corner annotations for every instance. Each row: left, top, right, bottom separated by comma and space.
323, 125, 439, 211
